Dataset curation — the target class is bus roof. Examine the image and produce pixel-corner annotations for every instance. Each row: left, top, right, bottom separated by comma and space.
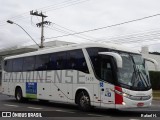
4, 42, 140, 60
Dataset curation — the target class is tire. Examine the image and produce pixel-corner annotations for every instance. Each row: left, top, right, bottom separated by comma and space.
77, 91, 91, 111
15, 88, 24, 102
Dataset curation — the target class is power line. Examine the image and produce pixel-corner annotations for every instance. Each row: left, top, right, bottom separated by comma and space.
43, 0, 89, 12
52, 23, 96, 40
106, 31, 160, 43
48, 23, 160, 46
0, 0, 89, 26
45, 13, 160, 39
0, 0, 71, 23
50, 23, 96, 40
99, 28, 160, 45
49, 22, 160, 45
47, 24, 160, 46
46, 27, 160, 46
96, 28, 160, 43
45, 25, 96, 42
0, 13, 29, 26
39, 0, 89, 12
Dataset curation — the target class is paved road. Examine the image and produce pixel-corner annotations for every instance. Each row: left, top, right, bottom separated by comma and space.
0, 93, 159, 120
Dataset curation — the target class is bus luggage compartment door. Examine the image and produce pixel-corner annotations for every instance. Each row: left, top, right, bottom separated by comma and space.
100, 81, 115, 108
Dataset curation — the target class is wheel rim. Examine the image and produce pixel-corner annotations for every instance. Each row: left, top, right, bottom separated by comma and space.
80, 95, 89, 108
17, 92, 21, 101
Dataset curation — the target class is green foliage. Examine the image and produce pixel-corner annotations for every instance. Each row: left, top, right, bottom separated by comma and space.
149, 71, 160, 90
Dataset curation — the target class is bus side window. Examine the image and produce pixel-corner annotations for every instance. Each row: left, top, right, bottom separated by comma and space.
4, 60, 7, 71
86, 48, 100, 77
68, 56, 76, 69
23, 56, 35, 71
12, 58, 23, 72
77, 51, 89, 73
49, 52, 67, 70
6, 60, 13, 72
67, 49, 89, 73
49, 54, 56, 70
56, 52, 67, 70
35, 54, 50, 71
67, 50, 77, 69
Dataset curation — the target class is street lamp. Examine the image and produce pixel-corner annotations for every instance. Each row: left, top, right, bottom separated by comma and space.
6, 20, 40, 48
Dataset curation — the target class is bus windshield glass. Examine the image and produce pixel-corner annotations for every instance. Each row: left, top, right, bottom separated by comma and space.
118, 53, 151, 90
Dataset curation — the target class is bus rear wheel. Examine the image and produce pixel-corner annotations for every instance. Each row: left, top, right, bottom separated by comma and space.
15, 88, 24, 102
77, 91, 91, 111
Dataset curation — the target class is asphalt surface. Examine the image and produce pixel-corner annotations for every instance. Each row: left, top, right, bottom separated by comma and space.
0, 92, 159, 120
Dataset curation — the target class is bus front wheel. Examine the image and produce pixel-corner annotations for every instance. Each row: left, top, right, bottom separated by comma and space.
77, 91, 91, 111
15, 88, 24, 102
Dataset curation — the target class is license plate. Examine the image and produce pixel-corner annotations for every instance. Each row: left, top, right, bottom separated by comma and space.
137, 102, 144, 107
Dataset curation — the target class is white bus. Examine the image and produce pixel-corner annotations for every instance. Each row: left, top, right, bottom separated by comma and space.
1, 43, 153, 111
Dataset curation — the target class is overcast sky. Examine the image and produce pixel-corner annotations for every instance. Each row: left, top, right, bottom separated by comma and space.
1, 0, 160, 52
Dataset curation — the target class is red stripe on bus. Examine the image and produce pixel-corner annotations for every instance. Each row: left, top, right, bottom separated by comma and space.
115, 86, 123, 104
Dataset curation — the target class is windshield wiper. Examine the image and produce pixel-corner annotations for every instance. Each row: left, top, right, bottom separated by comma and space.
130, 54, 148, 87
138, 70, 150, 87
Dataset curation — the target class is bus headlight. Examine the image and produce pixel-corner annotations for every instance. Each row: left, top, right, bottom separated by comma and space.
123, 93, 130, 98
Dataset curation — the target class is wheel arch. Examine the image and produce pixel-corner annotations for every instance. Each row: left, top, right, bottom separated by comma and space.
15, 85, 23, 97
75, 87, 91, 104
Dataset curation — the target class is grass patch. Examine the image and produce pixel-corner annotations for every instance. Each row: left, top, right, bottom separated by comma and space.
153, 90, 160, 98
26, 93, 37, 99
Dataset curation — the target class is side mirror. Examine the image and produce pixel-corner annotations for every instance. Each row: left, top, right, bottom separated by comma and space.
98, 52, 122, 68
143, 57, 159, 71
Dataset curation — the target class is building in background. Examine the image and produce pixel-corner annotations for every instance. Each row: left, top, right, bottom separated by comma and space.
0, 40, 74, 85
141, 46, 160, 71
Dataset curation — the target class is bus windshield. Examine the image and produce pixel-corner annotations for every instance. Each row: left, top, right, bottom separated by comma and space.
118, 53, 151, 90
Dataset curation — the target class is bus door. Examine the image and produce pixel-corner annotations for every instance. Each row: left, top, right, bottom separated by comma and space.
99, 55, 115, 108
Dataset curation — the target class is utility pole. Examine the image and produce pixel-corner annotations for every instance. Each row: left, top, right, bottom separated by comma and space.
30, 10, 51, 48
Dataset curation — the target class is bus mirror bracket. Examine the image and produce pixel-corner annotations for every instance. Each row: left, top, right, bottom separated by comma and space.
98, 52, 123, 68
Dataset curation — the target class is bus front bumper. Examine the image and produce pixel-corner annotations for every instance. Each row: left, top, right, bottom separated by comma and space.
115, 97, 152, 109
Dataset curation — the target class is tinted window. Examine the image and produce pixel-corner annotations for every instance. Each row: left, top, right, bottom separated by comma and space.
67, 49, 89, 73
49, 52, 67, 70
12, 58, 23, 72
48, 54, 56, 70
35, 54, 50, 71
4, 60, 13, 72
87, 48, 109, 77
100, 55, 114, 83
23, 56, 35, 71
56, 52, 67, 69
4, 60, 7, 71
